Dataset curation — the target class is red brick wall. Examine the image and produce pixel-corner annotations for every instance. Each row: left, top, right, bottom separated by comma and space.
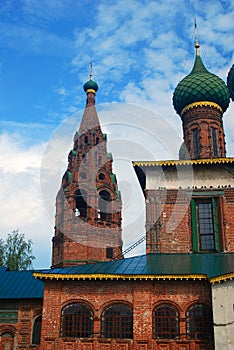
40, 278, 214, 349
146, 187, 234, 254
223, 188, 234, 252
0, 299, 42, 350
146, 189, 191, 254
181, 105, 225, 159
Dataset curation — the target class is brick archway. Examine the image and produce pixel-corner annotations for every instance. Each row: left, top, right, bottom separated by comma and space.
0, 332, 14, 350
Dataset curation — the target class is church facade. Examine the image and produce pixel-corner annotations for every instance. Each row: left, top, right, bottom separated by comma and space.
0, 40, 234, 350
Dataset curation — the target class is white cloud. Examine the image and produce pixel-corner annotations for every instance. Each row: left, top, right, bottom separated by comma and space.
0, 132, 53, 268
71, 0, 233, 123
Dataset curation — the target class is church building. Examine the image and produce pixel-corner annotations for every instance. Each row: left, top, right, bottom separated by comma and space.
0, 39, 234, 350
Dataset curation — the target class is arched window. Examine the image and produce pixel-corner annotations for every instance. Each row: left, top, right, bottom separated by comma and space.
32, 315, 42, 345
186, 303, 213, 340
98, 173, 105, 181
101, 303, 133, 339
106, 247, 113, 259
99, 190, 111, 220
61, 302, 93, 338
75, 189, 87, 217
153, 304, 179, 339
1, 332, 14, 350
84, 136, 88, 144
212, 128, 218, 157
95, 137, 99, 145
193, 128, 199, 158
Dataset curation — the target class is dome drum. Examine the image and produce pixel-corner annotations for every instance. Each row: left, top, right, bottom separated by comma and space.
182, 105, 226, 159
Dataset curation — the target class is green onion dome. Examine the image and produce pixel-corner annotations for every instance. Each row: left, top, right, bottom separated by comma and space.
173, 41, 230, 115
227, 64, 234, 101
83, 79, 99, 93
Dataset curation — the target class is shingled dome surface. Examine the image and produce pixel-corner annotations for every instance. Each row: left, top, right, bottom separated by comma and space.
173, 54, 230, 114
227, 64, 234, 101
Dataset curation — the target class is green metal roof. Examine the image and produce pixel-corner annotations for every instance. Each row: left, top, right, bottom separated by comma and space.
34, 253, 234, 284
173, 53, 230, 114
0, 267, 44, 299
227, 63, 234, 101
83, 79, 99, 93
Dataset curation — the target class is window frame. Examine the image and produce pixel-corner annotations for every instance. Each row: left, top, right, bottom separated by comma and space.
186, 303, 213, 340
191, 197, 220, 252
101, 303, 133, 339
61, 302, 93, 338
153, 303, 179, 339
32, 315, 42, 345
0, 308, 18, 324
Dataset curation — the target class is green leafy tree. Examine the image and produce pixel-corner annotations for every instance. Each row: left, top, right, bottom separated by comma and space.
0, 238, 4, 267
0, 230, 35, 270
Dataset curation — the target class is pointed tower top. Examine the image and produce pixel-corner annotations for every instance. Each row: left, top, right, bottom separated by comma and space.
79, 65, 100, 133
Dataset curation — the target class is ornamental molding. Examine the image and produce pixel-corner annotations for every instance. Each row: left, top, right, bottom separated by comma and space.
133, 157, 234, 167
210, 272, 234, 284
181, 101, 223, 116
33, 272, 207, 282
33, 271, 234, 285
86, 89, 96, 94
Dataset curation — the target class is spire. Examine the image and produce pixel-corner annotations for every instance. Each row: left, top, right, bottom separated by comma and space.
195, 39, 200, 57
194, 18, 200, 57
80, 66, 100, 133
89, 62, 93, 80
191, 19, 208, 74
83, 63, 99, 95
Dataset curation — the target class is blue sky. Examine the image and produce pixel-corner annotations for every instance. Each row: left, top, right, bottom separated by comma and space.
0, 0, 233, 268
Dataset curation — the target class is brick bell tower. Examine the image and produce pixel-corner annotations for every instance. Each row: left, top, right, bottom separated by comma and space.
52, 67, 122, 267
173, 39, 230, 159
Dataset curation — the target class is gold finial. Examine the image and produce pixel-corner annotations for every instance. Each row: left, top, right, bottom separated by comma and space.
194, 18, 200, 56
89, 62, 93, 80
